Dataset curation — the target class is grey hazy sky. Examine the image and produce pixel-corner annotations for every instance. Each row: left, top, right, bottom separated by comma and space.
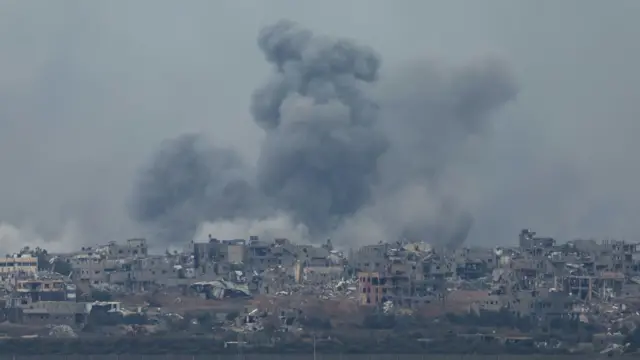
1, 0, 639, 251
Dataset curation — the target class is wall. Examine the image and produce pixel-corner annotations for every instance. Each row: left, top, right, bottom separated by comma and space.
227, 245, 245, 264
21, 312, 76, 327
303, 266, 343, 284
106, 239, 148, 259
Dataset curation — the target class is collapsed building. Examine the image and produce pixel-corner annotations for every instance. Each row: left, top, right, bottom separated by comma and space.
3, 225, 640, 354
351, 228, 640, 335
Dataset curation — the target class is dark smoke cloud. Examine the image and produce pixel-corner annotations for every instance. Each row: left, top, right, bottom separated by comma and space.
130, 134, 264, 243
131, 20, 517, 248
251, 20, 388, 237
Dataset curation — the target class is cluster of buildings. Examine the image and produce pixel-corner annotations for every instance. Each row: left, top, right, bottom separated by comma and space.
355, 230, 640, 319
2, 228, 640, 350
0, 236, 347, 332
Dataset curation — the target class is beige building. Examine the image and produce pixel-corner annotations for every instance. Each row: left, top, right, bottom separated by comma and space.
0, 256, 38, 275
15, 279, 68, 302
357, 271, 389, 306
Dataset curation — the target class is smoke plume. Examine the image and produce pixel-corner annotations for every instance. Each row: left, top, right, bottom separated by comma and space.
131, 20, 517, 248
367, 59, 518, 247
251, 20, 389, 237
130, 134, 265, 244
0, 221, 82, 255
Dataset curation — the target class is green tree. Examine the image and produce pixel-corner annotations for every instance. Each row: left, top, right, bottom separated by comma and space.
17, 246, 50, 271
51, 258, 73, 276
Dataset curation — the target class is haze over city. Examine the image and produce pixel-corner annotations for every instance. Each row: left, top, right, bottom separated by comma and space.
1, 0, 640, 253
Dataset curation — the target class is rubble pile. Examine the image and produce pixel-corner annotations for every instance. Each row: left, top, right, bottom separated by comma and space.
47, 325, 77, 338
5, 229, 640, 353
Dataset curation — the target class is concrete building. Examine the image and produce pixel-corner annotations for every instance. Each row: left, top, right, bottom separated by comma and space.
7, 301, 87, 327
14, 279, 69, 302
105, 238, 148, 259
357, 271, 389, 306
0, 255, 38, 276
302, 266, 344, 285
519, 229, 556, 249
70, 255, 108, 285
352, 244, 390, 273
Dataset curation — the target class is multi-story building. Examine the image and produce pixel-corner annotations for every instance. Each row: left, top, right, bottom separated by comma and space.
69, 255, 108, 285
12, 279, 70, 303
357, 271, 389, 306
7, 301, 88, 327
352, 244, 390, 273
105, 238, 148, 259
0, 255, 38, 276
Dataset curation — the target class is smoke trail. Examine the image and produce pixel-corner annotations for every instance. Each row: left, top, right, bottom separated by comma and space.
251, 20, 388, 237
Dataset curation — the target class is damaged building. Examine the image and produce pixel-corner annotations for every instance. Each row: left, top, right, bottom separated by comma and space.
5, 224, 640, 355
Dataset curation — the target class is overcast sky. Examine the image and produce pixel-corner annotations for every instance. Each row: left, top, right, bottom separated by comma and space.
1, 0, 639, 252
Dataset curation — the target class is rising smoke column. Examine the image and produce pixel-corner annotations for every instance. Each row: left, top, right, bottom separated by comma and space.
368, 59, 518, 248
129, 133, 263, 244
131, 20, 518, 248
250, 20, 388, 238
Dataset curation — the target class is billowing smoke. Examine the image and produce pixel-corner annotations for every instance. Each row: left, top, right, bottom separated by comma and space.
130, 134, 266, 244
366, 59, 518, 248
251, 20, 388, 236
0, 221, 82, 255
131, 20, 517, 248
